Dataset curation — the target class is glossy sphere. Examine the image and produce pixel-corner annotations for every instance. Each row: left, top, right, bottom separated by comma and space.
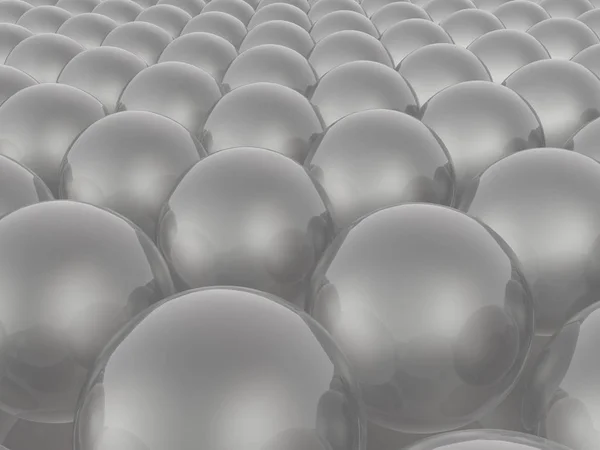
57, 13, 118, 49
239, 20, 314, 57
74, 287, 365, 450
424, 0, 476, 23
92, 0, 143, 24
158, 147, 332, 303
0, 84, 105, 196
258, 0, 310, 13
0, 65, 36, 108
527, 18, 599, 60
61, 111, 203, 240
135, 4, 192, 38
308, 0, 365, 24
539, 0, 593, 18
306, 110, 454, 230
0, 200, 175, 423
102, 22, 172, 66
422, 81, 544, 200
181, 12, 247, 48
566, 117, 600, 161
310, 61, 419, 127
0, 1, 32, 24
571, 44, 600, 80
158, 0, 206, 16
58, 47, 146, 114
493, 1, 550, 32
371, 2, 430, 34
468, 29, 551, 84
308, 203, 534, 433
440, 9, 504, 48
55, 0, 101, 14
472, 0, 511, 10
398, 43, 491, 107
578, 9, 600, 38
202, 0, 255, 26
16, 6, 71, 34
0, 24, 31, 63
310, 11, 379, 43
248, 3, 312, 31
504, 59, 600, 148
202, 83, 323, 163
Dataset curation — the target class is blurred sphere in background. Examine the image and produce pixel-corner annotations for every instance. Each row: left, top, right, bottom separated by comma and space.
0, 65, 36, 108
181, 11, 247, 48
202, 0, 255, 26
0, 24, 31, 64
247, 3, 311, 31
424, 0, 476, 24
57, 13, 118, 49
92, 0, 143, 25
102, 21, 172, 66
0, 1, 32, 25
16, 6, 71, 34
55, 0, 101, 14
309, 0, 365, 24
135, 4, 192, 38
239, 20, 314, 57
310, 10, 379, 43
493, 1, 550, 32
539, 0, 594, 18
439, 9, 504, 48
527, 17, 599, 60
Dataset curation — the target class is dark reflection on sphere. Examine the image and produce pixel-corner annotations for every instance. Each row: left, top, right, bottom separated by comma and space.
0, 23, 31, 64
55, 0, 100, 14
102, 22, 172, 66
308, 203, 534, 433
135, 4, 192, 38
527, 17, 599, 60
503, 59, 600, 148
493, 0, 550, 32
16, 5, 71, 34
539, 0, 593, 18
0, 1, 32, 25
92, 0, 143, 24
309, 0, 365, 24
202, 0, 255, 26
248, 3, 311, 31
0, 200, 175, 423
439, 9, 504, 48
424, 0, 476, 23
158, 148, 333, 304
310, 10, 378, 43
74, 287, 365, 450
240, 20, 314, 57
578, 9, 600, 39
57, 13, 118, 49
181, 11, 247, 48
0, 65, 36, 108
371, 2, 429, 34
157, 0, 206, 16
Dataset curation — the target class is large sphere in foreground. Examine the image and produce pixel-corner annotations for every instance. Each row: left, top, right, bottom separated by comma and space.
307, 203, 534, 433
74, 287, 366, 450
0, 200, 175, 423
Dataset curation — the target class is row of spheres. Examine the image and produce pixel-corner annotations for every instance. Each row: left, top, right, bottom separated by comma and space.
0, 0, 598, 449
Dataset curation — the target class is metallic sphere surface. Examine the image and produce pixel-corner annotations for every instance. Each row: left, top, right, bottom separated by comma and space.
202, 0, 255, 26
55, 0, 100, 14
308, 0, 365, 24
0, 23, 31, 63
0, 1, 32, 25
181, 11, 247, 48
424, 0, 476, 24
492, 0, 550, 32
310, 10, 379, 43
16, 5, 70, 34
135, 4, 192, 38
527, 17, 599, 60
566, 116, 600, 162
578, 9, 600, 38
370, 2, 430, 34
157, 0, 206, 16
439, 8, 504, 48
57, 13, 118, 49
239, 19, 314, 57
247, 3, 312, 31
102, 21, 172, 66
539, 0, 594, 19
0, 64, 36, 108
92, 0, 143, 25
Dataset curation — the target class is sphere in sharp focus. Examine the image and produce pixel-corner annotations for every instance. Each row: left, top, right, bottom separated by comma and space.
578, 9, 600, 38
57, 13, 118, 49
459, 148, 600, 336
306, 109, 454, 230
421, 80, 544, 200
439, 9, 504, 48
310, 10, 379, 43
308, 0, 365, 24
424, 0, 476, 23
92, 0, 143, 24
16, 5, 71, 33
309, 60, 419, 127
74, 287, 365, 450
0, 1, 32, 24
0, 200, 174, 423
102, 22, 172, 66
222, 44, 317, 95
55, 0, 101, 14
468, 29, 551, 84
135, 4, 192, 38
503, 59, 600, 148
307, 203, 534, 433
539, 0, 593, 18
202, 83, 323, 163
0, 65, 36, 108
159, 32, 237, 82
527, 18, 599, 60
380, 19, 453, 69
0, 23, 31, 64
239, 19, 314, 57
158, 148, 332, 303
493, 0, 550, 32
370, 2, 430, 34
181, 11, 247, 48
61, 111, 203, 240
202, 0, 255, 26
0, 83, 105, 195
248, 3, 311, 31
398, 43, 491, 107
157, 0, 206, 16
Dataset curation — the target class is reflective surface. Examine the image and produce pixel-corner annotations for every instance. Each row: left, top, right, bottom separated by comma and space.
439, 9, 504, 48
310, 10, 379, 43
571, 43, 600, 80
55, 0, 100, 14
158, 147, 332, 304
0, 200, 175, 423
258, 0, 310, 13
135, 4, 191, 38
60, 111, 203, 240
566, 116, 600, 162
371, 2, 430, 34
202, 83, 323, 163
0, 1, 32, 25
92, 0, 143, 24
248, 3, 312, 31
424, 0, 476, 24
578, 9, 600, 38
527, 17, 599, 60
239, 20, 314, 57
307, 203, 534, 433
16, 5, 71, 34
493, 1, 550, 32
459, 148, 600, 336
0, 65, 36, 108
102, 22, 172, 66
0, 23, 31, 63
308, 0, 365, 24
202, 0, 255, 26
158, 0, 206, 16
74, 287, 365, 450
57, 13, 118, 49
539, 0, 594, 18
181, 11, 247, 48
306, 109, 454, 230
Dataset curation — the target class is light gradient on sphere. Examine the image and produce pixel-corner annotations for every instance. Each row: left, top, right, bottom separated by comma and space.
310, 11, 379, 43
421, 80, 544, 200
459, 148, 600, 336
307, 203, 534, 433
55, 0, 101, 14
239, 20, 314, 57
0, 415, 73, 450
539, 0, 593, 18
22, 0, 58, 5
309, 61, 419, 127
471, 0, 512, 10
74, 287, 365, 450
57, 13, 118, 49
202, 83, 322, 163
157, 0, 207, 16
370, 2, 430, 34
181, 12, 246, 48
578, 9, 600, 39
222, 44, 317, 95
565, 116, 600, 162
259, 0, 310, 14
135, 4, 192, 38
527, 18, 599, 61
571, 44, 600, 81
0, 1, 32, 24
0, 83, 104, 196
493, 1, 550, 32
158, 147, 332, 303
308, 30, 392, 78
360, 0, 405, 18
130, 0, 160, 7
0, 23, 31, 64
308, 0, 365, 24
60, 111, 204, 240
202, 0, 254, 25
424, 0, 476, 23
439, 9, 504, 48
306, 109, 454, 230
159, 32, 237, 82
398, 43, 491, 107
503, 59, 600, 148
0, 65, 36, 108
380, 19, 453, 69
58, 46, 146, 114
102, 21, 172, 66
468, 29, 551, 84
16, 5, 70, 33
92, 0, 143, 24
0, 200, 175, 423
248, 3, 311, 31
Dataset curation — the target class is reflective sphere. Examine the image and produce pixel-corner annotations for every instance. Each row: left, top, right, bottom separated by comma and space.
468, 29, 551, 83
0, 200, 175, 423
527, 17, 599, 60
248, 3, 312, 31
102, 22, 172, 66
130, 0, 159, 6
0, 23, 31, 64
424, 0, 476, 23
0, 83, 105, 195
22, 0, 58, 5
308, 0, 365, 24
135, 4, 192, 38
202, 83, 323, 163
504, 59, 600, 148
157, 0, 206, 16
16, 5, 71, 33
398, 43, 491, 107
55, 0, 100, 14
239, 20, 314, 57
222, 44, 317, 95
57, 13, 118, 49
310, 60, 418, 127
310, 11, 378, 43
493, 0, 550, 32
258, 0, 310, 13
159, 32, 237, 82
74, 287, 365, 450
539, 0, 593, 18
61, 111, 203, 239
58, 46, 146, 114
579, 10, 600, 38
571, 44, 600, 80
202, 0, 255, 26
472, 0, 512, 10
309, 30, 392, 78
459, 148, 600, 336
306, 109, 454, 230
370, 2, 430, 34
566, 116, 600, 162
0, 1, 32, 24
380, 19, 453, 69
439, 9, 504, 48
0, 65, 36, 108
158, 147, 332, 303
181, 11, 246, 48
92, 0, 143, 24
422, 80, 544, 200
5, 34, 83, 83
308, 203, 534, 433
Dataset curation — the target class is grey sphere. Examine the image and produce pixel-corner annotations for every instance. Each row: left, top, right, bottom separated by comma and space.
248, 3, 312, 31
157, 0, 206, 16
181, 11, 247, 48
0, 1, 32, 24
258, 0, 310, 13
571, 43, 600, 83
493, 0, 550, 32
0, 23, 30, 63
202, 0, 255, 26
424, 0, 476, 23
539, 0, 594, 18
566, 116, 600, 163
370, 2, 430, 34
0, 65, 36, 108
308, 0, 365, 24
471, 0, 512, 10
16, 5, 71, 34
239, 19, 314, 57
55, 0, 100, 14
527, 17, 599, 60
310, 10, 379, 43
578, 9, 600, 38
57, 13, 118, 49
102, 22, 172, 66
135, 4, 192, 38
439, 9, 504, 48
92, 0, 143, 24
